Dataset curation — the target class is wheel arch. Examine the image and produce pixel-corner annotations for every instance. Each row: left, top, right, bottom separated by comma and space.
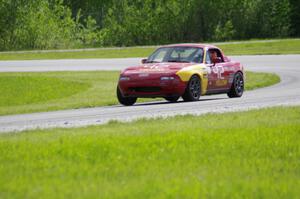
236, 70, 244, 75
236, 70, 245, 81
186, 73, 207, 95
176, 66, 209, 95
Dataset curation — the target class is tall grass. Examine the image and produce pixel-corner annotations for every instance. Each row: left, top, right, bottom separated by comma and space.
0, 106, 299, 198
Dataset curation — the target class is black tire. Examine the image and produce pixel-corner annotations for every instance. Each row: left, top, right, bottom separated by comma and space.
164, 96, 180, 103
227, 72, 244, 98
182, 75, 201, 101
117, 86, 137, 106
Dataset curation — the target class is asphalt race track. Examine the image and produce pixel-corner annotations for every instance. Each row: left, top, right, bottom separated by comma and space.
0, 55, 300, 133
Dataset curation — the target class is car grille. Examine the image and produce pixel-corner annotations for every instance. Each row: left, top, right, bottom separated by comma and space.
129, 87, 161, 92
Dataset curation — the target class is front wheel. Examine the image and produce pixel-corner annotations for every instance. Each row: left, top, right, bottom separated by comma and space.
117, 86, 137, 106
182, 75, 201, 102
227, 72, 244, 98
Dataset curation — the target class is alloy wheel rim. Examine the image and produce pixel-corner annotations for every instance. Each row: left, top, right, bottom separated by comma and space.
190, 77, 200, 98
235, 74, 244, 94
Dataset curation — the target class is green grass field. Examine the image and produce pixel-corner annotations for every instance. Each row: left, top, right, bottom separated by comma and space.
220, 39, 300, 55
0, 39, 299, 60
0, 106, 299, 199
0, 71, 280, 115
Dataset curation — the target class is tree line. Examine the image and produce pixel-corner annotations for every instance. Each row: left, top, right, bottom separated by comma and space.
0, 0, 299, 51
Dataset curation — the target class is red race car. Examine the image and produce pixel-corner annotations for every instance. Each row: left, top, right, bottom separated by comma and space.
117, 44, 244, 106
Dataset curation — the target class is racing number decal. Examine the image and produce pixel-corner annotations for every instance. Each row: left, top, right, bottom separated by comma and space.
142, 64, 167, 72
150, 65, 159, 69
212, 65, 225, 79
210, 65, 227, 87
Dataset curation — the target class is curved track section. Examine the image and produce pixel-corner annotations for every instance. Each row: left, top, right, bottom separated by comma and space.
0, 55, 300, 133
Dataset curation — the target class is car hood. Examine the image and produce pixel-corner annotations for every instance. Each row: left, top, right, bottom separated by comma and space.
122, 62, 197, 75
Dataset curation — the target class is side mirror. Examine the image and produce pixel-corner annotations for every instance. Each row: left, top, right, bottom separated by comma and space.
224, 56, 231, 62
141, 58, 147, 64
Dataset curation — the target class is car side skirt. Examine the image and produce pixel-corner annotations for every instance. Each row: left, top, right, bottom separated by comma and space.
205, 89, 230, 95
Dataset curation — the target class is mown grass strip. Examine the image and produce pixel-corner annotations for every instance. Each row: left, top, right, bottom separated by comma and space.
0, 76, 89, 107
0, 47, 156, 60
0, 39, 299, 60
220, 39, 300, 55
0, 71, 280, 116
0, 106, 299, 199
245, 71, 280, 90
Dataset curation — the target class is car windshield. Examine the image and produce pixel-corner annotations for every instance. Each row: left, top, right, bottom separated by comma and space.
146, 47, 204, 63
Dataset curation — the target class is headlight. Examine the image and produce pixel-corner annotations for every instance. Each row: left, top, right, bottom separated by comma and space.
160, 76, 175, 81
119, 76, 130, 81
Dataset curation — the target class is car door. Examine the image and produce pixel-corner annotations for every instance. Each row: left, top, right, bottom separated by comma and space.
205, 49, 230, 92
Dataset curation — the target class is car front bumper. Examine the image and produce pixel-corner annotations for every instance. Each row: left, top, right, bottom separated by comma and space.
118, 74, 187, 98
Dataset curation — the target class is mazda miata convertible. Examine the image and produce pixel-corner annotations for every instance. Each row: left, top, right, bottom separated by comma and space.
117, 43, 245, 106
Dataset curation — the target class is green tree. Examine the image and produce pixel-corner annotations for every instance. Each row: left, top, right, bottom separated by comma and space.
0, 0, 296, 50
289, 0, 300, 36
214, 20, 236, 41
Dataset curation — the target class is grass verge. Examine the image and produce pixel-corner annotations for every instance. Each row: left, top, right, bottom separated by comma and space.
0, 106, 299, 198
220, 39, 300, 55
0, 71, 280, 116
0, 75, 89, 107
0, 39, 299, 60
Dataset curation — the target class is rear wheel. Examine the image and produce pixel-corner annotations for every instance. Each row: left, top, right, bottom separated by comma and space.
182, 75, 201, 102
227, 72, 244, 98
117, 86, 137, 106
164, 96, 180, 103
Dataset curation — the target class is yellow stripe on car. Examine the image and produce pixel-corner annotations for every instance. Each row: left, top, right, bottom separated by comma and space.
176, 64, 209, 94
